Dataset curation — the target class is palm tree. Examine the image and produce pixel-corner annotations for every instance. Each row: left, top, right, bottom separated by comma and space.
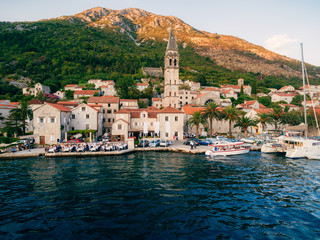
203, 102, 221, 137
9, 99, 33, 135
222, 106, 240, 137
257, 112, 272, 132
270, 107, 284, 133
187, 111, 207, 138
235, 115, 258, 137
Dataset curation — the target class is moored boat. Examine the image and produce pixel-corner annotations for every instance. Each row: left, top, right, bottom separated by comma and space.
205, 142, 251, 156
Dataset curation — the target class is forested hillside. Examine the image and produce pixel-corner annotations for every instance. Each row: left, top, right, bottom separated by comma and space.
0, 19, 319, 101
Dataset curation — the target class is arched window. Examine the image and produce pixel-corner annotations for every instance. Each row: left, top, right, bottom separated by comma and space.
174, 59, 177, 66
169, 59, 172, 66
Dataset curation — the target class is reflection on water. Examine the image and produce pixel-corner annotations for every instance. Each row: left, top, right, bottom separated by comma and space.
0, 152, 320, 239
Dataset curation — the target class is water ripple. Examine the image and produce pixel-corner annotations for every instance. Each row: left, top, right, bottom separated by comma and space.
0, 152, 320, 239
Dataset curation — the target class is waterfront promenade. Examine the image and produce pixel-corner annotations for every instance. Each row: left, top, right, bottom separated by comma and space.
0, 140, 261, 159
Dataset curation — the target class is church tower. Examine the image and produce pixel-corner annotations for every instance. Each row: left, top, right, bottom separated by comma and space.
163, 29, 180, 109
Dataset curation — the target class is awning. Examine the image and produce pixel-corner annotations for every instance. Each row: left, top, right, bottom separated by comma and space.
286, 124, 308, 131
72, 133, 82, 139
18, 134, 38, 139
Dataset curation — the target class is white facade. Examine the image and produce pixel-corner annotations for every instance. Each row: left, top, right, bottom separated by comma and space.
70, 103, 103, 136
120, 99, 139, 109
23, 83, 50, 96
271, 93, 297, 104
33, 103, 71, 145
136, 83, 149, 91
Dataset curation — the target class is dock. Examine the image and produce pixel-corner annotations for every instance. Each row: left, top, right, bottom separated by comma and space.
0, 141, 262, 159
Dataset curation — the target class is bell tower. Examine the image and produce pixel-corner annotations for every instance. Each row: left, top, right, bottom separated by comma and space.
163, 29, 180, 109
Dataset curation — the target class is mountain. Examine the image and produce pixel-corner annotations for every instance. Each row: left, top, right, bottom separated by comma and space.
57, 7, 319, 78
1, 6, 320, 100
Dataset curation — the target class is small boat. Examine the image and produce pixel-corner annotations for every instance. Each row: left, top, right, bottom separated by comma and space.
205, 142, 251, 156
240, 137, 256, 144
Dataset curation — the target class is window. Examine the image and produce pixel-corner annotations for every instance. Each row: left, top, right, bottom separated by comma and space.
174, 59, 177, 66
134, 122, 138, 126
185, 96, 188, 99
86, 124, 90, 130
86, 114, 90, 119
82, 107, 86, 111
108, 103, 111, 107
169, 59, 172, 66
175, 116, 178, 121
50, 135, 55, 141
118, 124, 122, 130
71, 127, 74, 130
39, 117, 44, 123
165, 116, 169, 121
50, 117, 55, 123
165, 133, 169, 137
107, 110, 112, 114
150, 122, 153, 126
108, 119, 111, 123
72, 114, 75, 119
103, 109, 105, 114
142, 113, 146, 118
175, 132, 178, 137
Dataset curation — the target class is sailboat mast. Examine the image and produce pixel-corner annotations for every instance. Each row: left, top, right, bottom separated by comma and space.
301, 43, 308, 139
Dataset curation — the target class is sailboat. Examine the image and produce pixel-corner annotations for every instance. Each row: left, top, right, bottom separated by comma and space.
285, 43, 320, 158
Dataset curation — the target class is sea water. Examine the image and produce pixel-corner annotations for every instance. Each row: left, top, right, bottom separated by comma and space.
1, 152, 320, 239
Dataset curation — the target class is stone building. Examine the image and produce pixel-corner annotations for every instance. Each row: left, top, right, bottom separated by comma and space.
70, 103, 103, 136
87, 96, 120, 134
23, 83, 50, 96
163, 30, 180, 109
33, 103, 71, 145
120, 99, 139, 109
111, 106, 184, 142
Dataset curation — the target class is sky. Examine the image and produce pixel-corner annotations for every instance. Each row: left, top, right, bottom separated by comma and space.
1, 0, 320, 66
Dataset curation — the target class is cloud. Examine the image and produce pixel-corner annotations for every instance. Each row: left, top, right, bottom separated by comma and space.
265, 34, 299, 56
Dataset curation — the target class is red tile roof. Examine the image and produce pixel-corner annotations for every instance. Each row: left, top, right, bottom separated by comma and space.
115, 118, 130, 125
28, 99, 46, 105
136, 83, 148, 86
160, 106, 183, 114
65, 84, 78, 87
120, 99, 138, 102
182, 104, 205, 115
74, 90, 99, 95
87, 96, 120, 104
47, 103, 71, 112
204, 87, 220, 91
0, 103, 18, 108
274, 93, 298, 97
253, 108, 273, 114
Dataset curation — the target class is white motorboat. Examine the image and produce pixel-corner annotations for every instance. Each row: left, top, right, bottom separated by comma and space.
285, 139, 320, 158
307, 155, 320, 160
205, 142, 250, 156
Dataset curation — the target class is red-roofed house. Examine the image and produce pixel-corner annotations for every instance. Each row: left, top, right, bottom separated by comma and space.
136, 83, 149, 91
120, 99, 139, 109
70, 103, 103, 137
74, 90, 99, 99
303, 100, 320, 108
87, 96, 120, 134
278, 85, 295, 92
0, 100, 19, 128
64, 84, 79, 91
178, 90, 199, 106
221, 89, 238, 99
112, 106, 184, 141
245, 108, 274, 133
236, 100, 267, 112
152, 98, 164, 108
271, 93, 298, 104
33, 103, 71, 144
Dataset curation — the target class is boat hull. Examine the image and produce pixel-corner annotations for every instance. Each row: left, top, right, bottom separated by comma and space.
205, 147, 250, 156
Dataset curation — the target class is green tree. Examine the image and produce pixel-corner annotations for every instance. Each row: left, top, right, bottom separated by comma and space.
9, 100, 33, 135
187, 111, 207, 138
258, 96, 271, 107
202, 102, 221, 137
222, 106, 240, 137
65, 90, 74, 100
270, 107, 284, 133
257, 112, 272, 132
291, 94, 304, 106
235, 115, 257, 137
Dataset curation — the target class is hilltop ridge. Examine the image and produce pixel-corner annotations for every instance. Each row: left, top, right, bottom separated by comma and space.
55, 6, 315, 78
